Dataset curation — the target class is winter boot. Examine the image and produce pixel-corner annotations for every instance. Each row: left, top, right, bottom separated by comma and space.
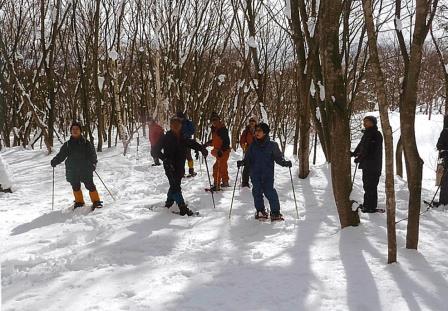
255, 210, 269, 220
209, 184, 221, 192
152, 163, 161, 167
221, 181, 230, 188
165, 200, 174, 208
241, 182, 250, 188
73, 190, 85, 209
179, 204, 194, 216
188, 167, 197, 177
89, 190, 103, 209
270, 212, 284, 222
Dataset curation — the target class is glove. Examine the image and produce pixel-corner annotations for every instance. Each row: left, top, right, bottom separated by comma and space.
354, 157, 360, 164
217, 149, 223, 158
237, 160, 245, 168
350, 151, 356, 157
283, 160, 292, 168
195, 150, 200, 160
50, 159, 57, 168
92, 163, 97, 171
201, 147, 208, 158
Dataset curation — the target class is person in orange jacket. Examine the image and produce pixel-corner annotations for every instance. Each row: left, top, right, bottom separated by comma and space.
207, 112, 231, 192
239, 116, 257, 188
148, 117, 164, 166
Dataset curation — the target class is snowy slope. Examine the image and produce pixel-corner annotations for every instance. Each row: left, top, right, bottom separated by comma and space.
1, 115, 448, 311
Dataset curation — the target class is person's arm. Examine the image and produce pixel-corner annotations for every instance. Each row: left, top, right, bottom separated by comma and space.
437, 129, 448, 151
240, 130, 247, 150
154, 135, 166, 161
218, 127, 230, 151
51, 142, 68, 167
88, 141, 98, 164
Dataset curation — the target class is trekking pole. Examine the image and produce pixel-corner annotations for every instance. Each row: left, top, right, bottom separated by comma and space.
289, 167, 299, 219
204, 157, 216, 209
229, 166, 241, 219
94, 170, 116, 201
52, 167, 55, 211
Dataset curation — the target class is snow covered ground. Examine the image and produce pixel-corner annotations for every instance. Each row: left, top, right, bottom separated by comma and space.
1, 113, 448, 311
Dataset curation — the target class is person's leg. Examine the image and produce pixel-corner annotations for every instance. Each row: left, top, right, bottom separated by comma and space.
212, 157, 220, 190
83, 176, 102, 207
220, 151, 230, 186
71, 181, 85, 207
263, 178, 281, 215
251, 177, 265, 212
362, 170, 379, 212
150, 147, 161, 166
439, 167, 448, 205
186, 148, 195, 175
242, 162, 250, 187
164, 165, 176, 207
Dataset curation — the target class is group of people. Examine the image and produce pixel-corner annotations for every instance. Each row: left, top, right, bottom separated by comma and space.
51, 111, 448, 221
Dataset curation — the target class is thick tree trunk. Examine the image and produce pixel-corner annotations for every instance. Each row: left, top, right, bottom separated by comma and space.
319, 0, 359, 228
362, 0, 397, 263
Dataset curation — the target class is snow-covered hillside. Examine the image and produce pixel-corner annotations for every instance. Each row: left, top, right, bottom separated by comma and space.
1, 114, 448, 311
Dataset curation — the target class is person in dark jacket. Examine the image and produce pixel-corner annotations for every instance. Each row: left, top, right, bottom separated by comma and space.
51, 121, 102, 208
436, 115, 448, 205
207, 112, 231, 191
239, 116, 257, 188
176, 111, 197, 177
351, 115, 383, 213
154, 116, 208, 216
237, 123, 292, 221
148, 117, 164, 166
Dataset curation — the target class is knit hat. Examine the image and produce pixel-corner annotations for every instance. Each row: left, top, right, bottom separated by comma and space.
210, 112, 220, 121
176, 111, 186, 119
70, 121, 82, 131
256, 123, 270, 134
364, 115, 377, 126
249, 116, 258, 123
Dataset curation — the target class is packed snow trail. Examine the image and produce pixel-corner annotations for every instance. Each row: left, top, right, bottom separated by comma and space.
1, 113, 448, 311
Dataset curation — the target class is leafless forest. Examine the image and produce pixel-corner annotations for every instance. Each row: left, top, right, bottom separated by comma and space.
1, 0, 447, 262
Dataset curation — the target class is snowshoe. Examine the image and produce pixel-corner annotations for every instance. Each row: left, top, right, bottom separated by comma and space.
424, 200, 441, 208
186, 168, 197, 178
270, 212, 284, 222
357, 204, 385, 213
255, 210, 269, 220
151, 163, 161, 167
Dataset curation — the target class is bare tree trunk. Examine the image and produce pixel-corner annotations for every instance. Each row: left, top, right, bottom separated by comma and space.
319, 0, 359, 228
396, 136, 403, 177
362, 0, 397, 263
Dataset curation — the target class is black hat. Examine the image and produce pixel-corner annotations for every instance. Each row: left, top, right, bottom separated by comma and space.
170, 116, 183, 124
256, 123, 270, 134
364, 115, 377, 126
70, 121, 82, 131
176, 111, 186, 119
210, 112, 220, 121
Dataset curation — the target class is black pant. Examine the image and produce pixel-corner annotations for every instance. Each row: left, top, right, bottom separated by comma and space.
362, 170, 380, 211
164, 164, 184, 205
439, 167, 448, 205
242, 164, 250, 185
71, 180, 96, 192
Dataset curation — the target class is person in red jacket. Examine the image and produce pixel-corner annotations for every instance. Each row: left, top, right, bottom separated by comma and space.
148, 117, 164, 166
239, 116, 257, 188
207, 112, 231, 191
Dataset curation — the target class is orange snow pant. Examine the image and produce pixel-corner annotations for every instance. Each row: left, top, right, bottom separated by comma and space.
212, 150, 230, 186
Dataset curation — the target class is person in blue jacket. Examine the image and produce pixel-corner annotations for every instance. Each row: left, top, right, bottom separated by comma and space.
176, 111, 197, 177
237, 123, 292, 221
